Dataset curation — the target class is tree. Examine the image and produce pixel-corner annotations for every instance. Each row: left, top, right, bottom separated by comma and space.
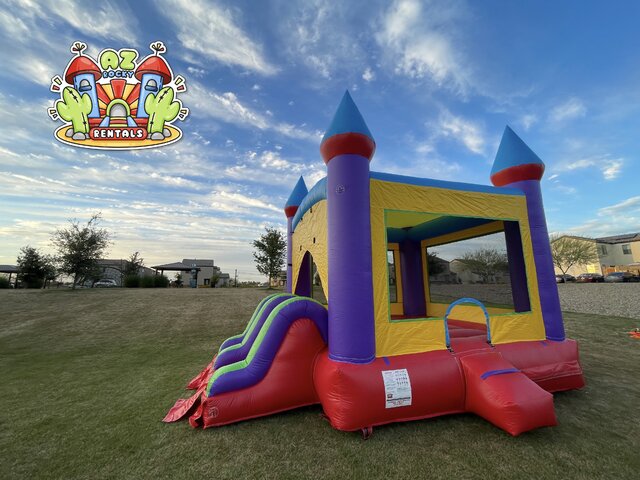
252, 227, 286, 288
550, 234, 599, 275
123, 251, 144, 276
209, 271, 221, 288
51, 213, 111, 289
461, 248, 509, 283
426, 251, 445, 276
16, 246, 56, 289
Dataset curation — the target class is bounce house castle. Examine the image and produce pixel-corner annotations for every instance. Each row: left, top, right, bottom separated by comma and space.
165, 92, 584, 436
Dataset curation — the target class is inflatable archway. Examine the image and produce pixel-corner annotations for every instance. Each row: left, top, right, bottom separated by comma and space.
165, 92, 584, 436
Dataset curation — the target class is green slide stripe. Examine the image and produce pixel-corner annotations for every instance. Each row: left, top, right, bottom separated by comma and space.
217, 293, 288, 355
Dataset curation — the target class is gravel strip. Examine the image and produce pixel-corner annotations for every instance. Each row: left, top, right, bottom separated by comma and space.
429, 283, 640, 319
556, 283, 640, 319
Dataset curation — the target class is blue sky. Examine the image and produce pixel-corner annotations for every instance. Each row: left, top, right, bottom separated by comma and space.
0, 0, 639, 280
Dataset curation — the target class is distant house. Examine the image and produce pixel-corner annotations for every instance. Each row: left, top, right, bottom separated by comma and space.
153, 259, 230, 287
551, 233, 640, 276
95, 259, 154, 286
427, 257, 458, 284
596, 233, 640, 275
449, 259, 477, 284
270, 270, 287, 288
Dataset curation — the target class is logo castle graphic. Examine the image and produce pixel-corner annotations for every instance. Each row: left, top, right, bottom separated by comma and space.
48, 41, 189, 150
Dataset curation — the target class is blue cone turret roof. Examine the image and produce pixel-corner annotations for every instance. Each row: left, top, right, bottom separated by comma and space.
321, 90, 374, 144
284, 176, 308, 209
491, 126, 544, 177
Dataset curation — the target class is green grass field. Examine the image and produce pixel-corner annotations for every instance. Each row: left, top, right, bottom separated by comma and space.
1, 288, 639, 479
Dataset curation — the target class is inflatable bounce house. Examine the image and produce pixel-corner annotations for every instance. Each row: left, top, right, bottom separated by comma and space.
165, 92, 585, 436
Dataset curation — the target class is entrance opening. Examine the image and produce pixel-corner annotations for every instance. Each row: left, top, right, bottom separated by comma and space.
110, 103, 127, 118
311, 261, 326, 305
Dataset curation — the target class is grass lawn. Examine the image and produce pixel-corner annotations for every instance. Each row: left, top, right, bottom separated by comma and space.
1, 288, 639, 479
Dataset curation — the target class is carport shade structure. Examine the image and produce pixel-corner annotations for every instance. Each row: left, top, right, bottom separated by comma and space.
151, 262, 200, 285
0, 265, 18, 287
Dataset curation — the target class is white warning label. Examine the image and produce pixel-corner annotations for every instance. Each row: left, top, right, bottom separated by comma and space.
381, 368, 412, 408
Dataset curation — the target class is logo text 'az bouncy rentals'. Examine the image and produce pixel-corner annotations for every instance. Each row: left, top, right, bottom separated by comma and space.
48, 41, 189, 150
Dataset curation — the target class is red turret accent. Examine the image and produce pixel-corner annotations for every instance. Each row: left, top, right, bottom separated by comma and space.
135, 55, 172, 84
490, 163, 545, 187
320, 133, 376, 165
65, 55, 101, 84
284, 205, 299, 218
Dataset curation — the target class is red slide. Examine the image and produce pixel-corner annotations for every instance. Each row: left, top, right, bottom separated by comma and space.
460, 351, 557, 436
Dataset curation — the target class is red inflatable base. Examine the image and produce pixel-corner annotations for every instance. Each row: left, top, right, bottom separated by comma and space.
165, 317, 584, 436
314, 339, 584, 435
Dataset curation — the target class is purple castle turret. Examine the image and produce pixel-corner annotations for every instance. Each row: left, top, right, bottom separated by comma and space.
320, 91, 376, 363
491, 126, 565, 341
284, 176, 308, 293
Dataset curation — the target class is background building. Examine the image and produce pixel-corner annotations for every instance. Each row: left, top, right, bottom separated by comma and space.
95, 259, 155, 286
552, 232, 640, 276
153, 259, 230, 287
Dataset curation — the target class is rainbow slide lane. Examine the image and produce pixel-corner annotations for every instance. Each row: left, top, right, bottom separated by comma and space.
163, 294, 328, 427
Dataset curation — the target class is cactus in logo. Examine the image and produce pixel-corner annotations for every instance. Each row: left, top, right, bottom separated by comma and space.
56, 86, 92, 140
144, 86, 180, 140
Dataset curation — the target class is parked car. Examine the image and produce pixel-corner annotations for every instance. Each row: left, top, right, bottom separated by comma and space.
93, 279, 118, 288
604, 272, 640, 283
555, 274, 576, 283
576, 273, 604, 283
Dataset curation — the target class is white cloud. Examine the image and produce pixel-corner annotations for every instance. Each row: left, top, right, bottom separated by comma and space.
375, 150, 462, 182
598, 196, 640, 217
185, 82, 321, 141
552, 184, 577, 195
556, 155, 624, 181
187, 67, 206, 78
415, 142, 435, 155
564, 196, 640, 238
520, 114, 538, 131
436, 110, 485, 155
362, 67, 375, 82
284, 1, 335, 78
149, 172, 202, 190
224, 150, 325, 187
549, 98, 586, 124
276, 0, 367, 83
376, 0, 470, 94
212, 190, 280, 214
0, 9, 30, 38
159, 0, 277, 75
601, 160, 623, 180
48, 0, 137, 43
2, 0, 137, 43
0, 1, 139, 87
